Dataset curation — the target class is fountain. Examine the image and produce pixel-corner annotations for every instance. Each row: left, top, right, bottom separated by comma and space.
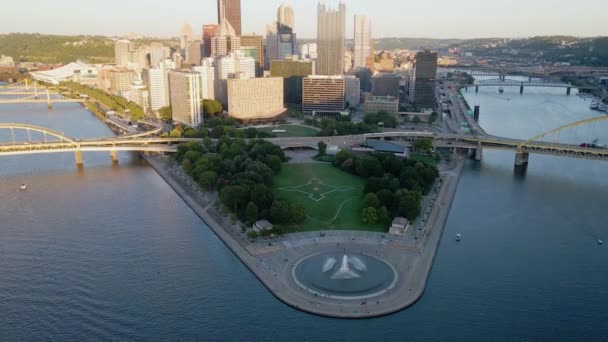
292, 252, 397, 299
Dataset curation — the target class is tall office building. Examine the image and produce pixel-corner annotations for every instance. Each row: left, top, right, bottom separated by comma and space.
192, 59, 216, 101
217, 0, 241, 36
180, 23, 194, 52
413, 51, 438, 109
227, 77, 285, 121
147, 63, 172, 112
212, 1, 241, 57
202, 25, 218, 58
149, 43, 171, 68
109, 69, 137, 97
214, 52, 255, 107
186, 40, 203, 66
277, 4, 294, 33
169, 70, 203, 127
300, 43, 317, 60
302, 75, 346, 114
372, 73, 400, 99
270, 58, 315, 104
344, 75, 360, 107
240, 34, 265, 76
316, 2, 346, 75
114, 40, 131, 67
353, 15, 372, 69
266, 4, 297, 68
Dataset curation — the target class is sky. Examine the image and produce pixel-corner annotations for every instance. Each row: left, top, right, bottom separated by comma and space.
1, 0, 607, 39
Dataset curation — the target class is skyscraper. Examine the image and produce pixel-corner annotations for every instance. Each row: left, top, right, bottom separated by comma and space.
353, 15, 372, 69
277, 4, 295, 34
240, 34, 265, 76
413, 51, 438, 109
217, 0, 241, 36
212, 0, 241, 57
316, 2, 346, 75
149, 43, 171, 68
186, 40, 203, 66
169, 70, 203, 127
147, 63, 171, 112
180, 23, 194, 52
114, 40, 131, 67
202, 25, 218, 58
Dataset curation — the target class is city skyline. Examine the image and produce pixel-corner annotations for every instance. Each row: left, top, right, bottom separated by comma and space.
0, 0, 606, 39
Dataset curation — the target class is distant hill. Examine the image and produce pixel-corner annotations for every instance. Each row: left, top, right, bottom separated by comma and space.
0, 33, 116, 64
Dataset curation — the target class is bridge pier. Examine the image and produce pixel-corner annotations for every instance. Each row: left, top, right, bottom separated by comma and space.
567, 87, 571, 95
110, 150, 119, 164
514, 151, 529, 166
74, 150, 83, 166
475, 86, 479, 93
529, 75, 532, 82
474, 105, 480, 122
520, 83, 524, 95
464, 86, 468, 92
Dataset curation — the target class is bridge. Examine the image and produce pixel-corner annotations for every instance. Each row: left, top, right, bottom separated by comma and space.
451, 65, 608, 79
0, 80, 83, 108
1, 116, 607, 168
464, 78, 594, 95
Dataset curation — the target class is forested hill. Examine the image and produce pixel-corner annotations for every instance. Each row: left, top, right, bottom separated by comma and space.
0, 33, 115, 64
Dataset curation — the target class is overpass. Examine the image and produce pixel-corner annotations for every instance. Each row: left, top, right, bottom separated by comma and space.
450, 65, 608, 79
464, 78, 594, 95
1, 118, 607, 168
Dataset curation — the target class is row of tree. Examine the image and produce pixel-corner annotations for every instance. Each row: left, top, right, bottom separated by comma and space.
60, 81, 145, 120
175, 137, 306, 232
333, 149, 439, 223
304, 117, 377, 136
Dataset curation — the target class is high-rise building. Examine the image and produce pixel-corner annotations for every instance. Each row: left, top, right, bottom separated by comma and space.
149, 43, 171, 68
168, 70, 203, 127
212, 3, 241, 57
270, 58, 315, 104
147, 64, 171, 112
109, 69, 137, 97
114, 40, 131, 67
353, 15, 372, 69
217, 0, 241, 36
202, 25, 219, 58
372, 73, 400, 100
302, 75, 346, 114
364, 96, 399, 114
413, 51, 438, 109
240, 34, 265, 76
316, 2, 346, 75
344, 50, 353, 73
344, 75, 360, 107
186, 40, 203, 66
277, 4, 295, 34
266, 4, 298, 68
227, 77, 285, 121
214, 52, 256, 107
192, 59, 216, 101
180, 23, 194, 52
378, 51, 396, 72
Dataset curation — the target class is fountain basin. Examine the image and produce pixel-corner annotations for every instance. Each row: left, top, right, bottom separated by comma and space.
292, 252, 398, 300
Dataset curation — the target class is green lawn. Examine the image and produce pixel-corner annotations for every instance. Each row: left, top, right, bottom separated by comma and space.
273, 163, 386, 232
258, 125, 319, 137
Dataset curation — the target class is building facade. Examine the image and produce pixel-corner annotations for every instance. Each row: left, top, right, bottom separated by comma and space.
240, 34, 265, 76
344, 75, 361, 108
192, 59, 216, 100
109, 69, 136, 97
316, 2, 346, 75
168, 70, 203, 127
372, 73, 400, 99
202, 25, 218, 58
114, 40, 131, 67
212, 2, 241, 57
364, 96, 399, 114
270, 59, 314, 104
186, 40, 203, 66
180, 23, 194, 52
413, 51, 438, 109
147, 65, 171, 112
302, 75, 346, 114
353, 15, 372, 69
227, 77, 285, 121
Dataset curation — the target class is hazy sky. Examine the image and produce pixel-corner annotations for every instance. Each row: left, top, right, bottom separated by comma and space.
1, 0, 606, 39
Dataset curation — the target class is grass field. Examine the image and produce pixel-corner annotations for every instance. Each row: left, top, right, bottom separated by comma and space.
273, 163, 386, 232
258, 125, 319, 137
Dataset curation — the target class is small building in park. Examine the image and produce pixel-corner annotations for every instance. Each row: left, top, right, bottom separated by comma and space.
389, 217, 410, 236
253, 220, 274, 233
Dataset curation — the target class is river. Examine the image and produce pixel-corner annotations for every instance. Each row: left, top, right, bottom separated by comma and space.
0, 83, 607, 341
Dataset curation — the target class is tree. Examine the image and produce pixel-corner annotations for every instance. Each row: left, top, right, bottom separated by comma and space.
158, 106, 172, 123
220, 185, 250, 212
355, 156, 384, 178
413, 138, 433, 153
198, 171, 218, 190
318, 141, 328, 156
334, 149, 354, 167
251, 185, 274, 211
429, 112, 438, 124
246, 202, 259, 224
169, 128, 182, 138
363, 193, 381, 209
246, 161, 274, 185
270, 200, 291, 225
182, 159, 193, 174
397, 191, 422, 220
265, 155, 282, 173
376, 189, 394, 208
378, 206, 390, 224
413, 116, 422, 124
362, 207, 378, 224
202, 99, 223, 116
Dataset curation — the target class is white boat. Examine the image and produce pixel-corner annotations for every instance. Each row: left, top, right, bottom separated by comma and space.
598, 239, 604, 245
456, 234, 462, 242
20, 184, 27, 190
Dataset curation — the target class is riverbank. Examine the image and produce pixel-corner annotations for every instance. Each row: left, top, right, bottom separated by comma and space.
143, 153, 465, 318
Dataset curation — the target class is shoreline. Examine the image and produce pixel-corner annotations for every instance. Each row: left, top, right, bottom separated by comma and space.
143, 153, 465, 318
